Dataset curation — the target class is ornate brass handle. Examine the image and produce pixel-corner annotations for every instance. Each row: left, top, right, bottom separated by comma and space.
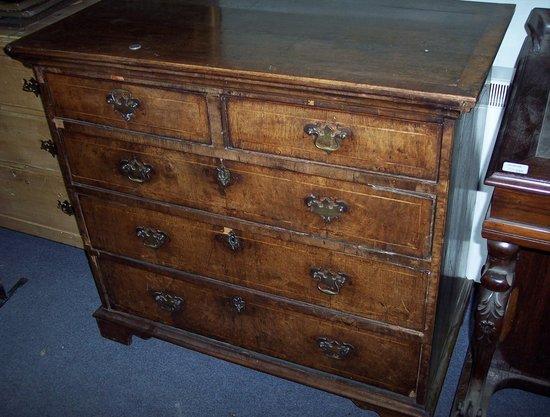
316, 337, 354, 360
304, 123, 351, 153
150, 290, 184, 313
119, 157, 153, 183
310, 268, 348, 295
136, 226, 168, 249
106, 88, 140, 121
231, 296, 246, 313
305, 195, 348, 223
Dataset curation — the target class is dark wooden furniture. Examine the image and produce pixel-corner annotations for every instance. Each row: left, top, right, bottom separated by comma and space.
452, 8, 550, 417
4, 1, 513, 416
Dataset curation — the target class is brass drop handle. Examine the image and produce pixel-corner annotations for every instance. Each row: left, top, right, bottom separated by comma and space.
316, 337, 354, 360
57, 200, 74, 216
304, 123, 351, 153
224, 230, 241, 251
216, 160, 231, 188
231, 296, 246, 313
136, 226, 168, 249
119, 157, 153, 183
106, 88, 140, 121
22, 78, 40, 97
40, 140, 57, 157
310, 268, 348, 295
150, 290, 184, 313
305, 195, 348, 223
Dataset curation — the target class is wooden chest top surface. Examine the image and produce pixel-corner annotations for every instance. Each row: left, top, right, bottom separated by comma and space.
5, 0, 513, 111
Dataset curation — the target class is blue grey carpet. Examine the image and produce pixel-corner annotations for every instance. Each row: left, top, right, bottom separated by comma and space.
1, 227, 549, 417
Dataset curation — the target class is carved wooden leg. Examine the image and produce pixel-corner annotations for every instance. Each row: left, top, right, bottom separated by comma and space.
96, 317, 135, 345
456, 241, 518, 417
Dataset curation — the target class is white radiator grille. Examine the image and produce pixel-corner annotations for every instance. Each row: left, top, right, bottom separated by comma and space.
485, 66, 514, 108
488, 82, 510, 107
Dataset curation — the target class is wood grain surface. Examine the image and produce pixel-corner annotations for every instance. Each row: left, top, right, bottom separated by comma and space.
6, 0, 513, 111
65, 128, 435, 257
79, 192, 428, 330
226, 97, 442, 180
0, 162, 80, 245
101, 255, 422, 396
46, 73, 210, 142
0, 108, 56, 170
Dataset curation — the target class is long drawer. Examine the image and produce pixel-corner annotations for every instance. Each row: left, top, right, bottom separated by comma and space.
225, 96, 442, 181
79, 193, 428, 330
100, 255, 421, 396
64, 126, 434, 257
45, 73, 211, 143
0, 162, 81, 246
0, 109, 57, 171
0, 52, 43, 111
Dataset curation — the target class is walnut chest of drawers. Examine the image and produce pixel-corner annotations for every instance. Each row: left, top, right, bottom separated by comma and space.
4, 1, 513, 416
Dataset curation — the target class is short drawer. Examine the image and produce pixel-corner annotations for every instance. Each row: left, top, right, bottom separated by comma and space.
79, 193, 428, 330
101, 256, 421, 396
226, 97, 441, 180
45, 73, 210, 143
64, 127, 434, 257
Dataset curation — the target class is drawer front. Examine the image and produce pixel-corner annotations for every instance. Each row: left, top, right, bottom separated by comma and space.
101, 256, 421, 395
226, 97, 441, 181
65, 129, 434, 257
0, 53, 43, 111
0, 163, 79, 236
490, 188, 550, 231
0, 109, 58, 171
46, 73, 210, 143
79, 193, 427, 330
